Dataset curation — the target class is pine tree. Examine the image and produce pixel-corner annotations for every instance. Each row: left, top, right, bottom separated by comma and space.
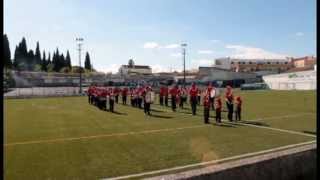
52, 50, 57, 72
66, 50, 72, 69
3, 34, 12, 69
13, 46, 20, 69
20, 37, 28, 56
35, 41, 41, 65
84, 52, 92, 71
41, 50, 47, 71
27, 50, 35, 71
13, 37, 28, 70
60, 54, 65, 68
46, 52, 52, 71
47, 52, 51, 64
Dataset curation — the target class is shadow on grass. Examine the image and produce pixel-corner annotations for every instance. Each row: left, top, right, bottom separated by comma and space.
112, 111, 128, 115
150, 109, 165, 113
303, 131, 317, 135
149, 114, 173, 119
237, 120, 270, 127
212, 122, 236, 128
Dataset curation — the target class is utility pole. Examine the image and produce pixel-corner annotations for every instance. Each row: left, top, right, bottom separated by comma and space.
76, 37, 84, 94
181, 43, 187, 87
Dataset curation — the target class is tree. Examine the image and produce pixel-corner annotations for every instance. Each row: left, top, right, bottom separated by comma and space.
20, 37, 28, 56
66, 50, 72, 69
27, 50, 35, 71
47, 52, 51, 64
60, 54, 65, 68
13, 46, 20, 69
3, 34, 12, 69
128, 59, 134, 67
41, 50, 47, 71
84, 52, 92, 71
47, 63, 54, 72
52, 48, 60, 72
13, 37, 28, 70
35, 41, 41, 65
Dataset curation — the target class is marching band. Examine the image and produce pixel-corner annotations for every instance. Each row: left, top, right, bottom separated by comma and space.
86, 83, 242, 124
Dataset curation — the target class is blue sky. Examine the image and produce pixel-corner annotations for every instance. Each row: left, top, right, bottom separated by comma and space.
4, 0, 316, 73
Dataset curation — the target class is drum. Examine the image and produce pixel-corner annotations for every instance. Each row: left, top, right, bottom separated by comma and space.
150, 91, 155, 103
210, 89, 216, 98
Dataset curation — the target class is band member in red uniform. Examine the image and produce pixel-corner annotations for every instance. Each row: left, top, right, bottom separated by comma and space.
87, 86, 92, 104
130, 88, 134, 107
159, 85, 165, 106
203, 88, 211, 124
180, 86, 188, 108
215, 97, 222, 123
225, 85, 234, 121
197, 89, 201, 105
92, 87, 98, 106
96, 88, 103, 110
114, 87, 120, 104
169, 85, 179, 112
91, 86, 96, 105
137, 86, 143, 109
206, 82, 216, 110
235, 96, 242, 121
144, 86, 152, 115
141, 85, 147, 108
164, 85, 169, 107
101, 87, 108, 111
133, 88, 138, 107
189, 83, 198, 115
121, 87, 128, 105
210, 83, 217, 110
109, 87, 115, 112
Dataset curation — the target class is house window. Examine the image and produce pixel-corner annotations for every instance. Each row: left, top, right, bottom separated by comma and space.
267, 62, 271, 64
249, 61, 252, 64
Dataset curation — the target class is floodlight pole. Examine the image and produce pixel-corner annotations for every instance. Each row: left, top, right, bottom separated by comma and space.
76, 38, 84, 94
181, 43, 187, 87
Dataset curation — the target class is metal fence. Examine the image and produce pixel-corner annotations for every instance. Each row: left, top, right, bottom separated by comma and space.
4, 86, 88, 98
266, 81, 316, 90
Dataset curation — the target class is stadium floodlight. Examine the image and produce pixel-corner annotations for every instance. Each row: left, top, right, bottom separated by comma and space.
181, 43, 187, 87
76, 37, 84, 94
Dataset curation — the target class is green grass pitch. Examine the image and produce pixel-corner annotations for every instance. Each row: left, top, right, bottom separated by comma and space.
4, 90, 316, 179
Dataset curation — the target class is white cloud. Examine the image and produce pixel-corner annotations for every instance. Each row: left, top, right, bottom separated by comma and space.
151, 64, 171, 73
170, 53, 182, 57
164, 44, 180, 49
143, 42, 160, 49
191, 59, 214, 67
225, 45, 289, 59
211, 39, 221, 43
295, 32, 304, 36
198, 50, 213, 54
100, 64, 121, 74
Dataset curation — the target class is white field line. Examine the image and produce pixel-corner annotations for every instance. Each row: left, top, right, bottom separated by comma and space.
103, 140, 316, 180
222, 120, 316, 138
4, 124, 207, 147
5, 113, 315, 147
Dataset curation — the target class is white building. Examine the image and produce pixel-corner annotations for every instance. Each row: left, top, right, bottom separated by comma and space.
262, 69, 316, 90
214, 57, 291, 72
118, 59, 152, 76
